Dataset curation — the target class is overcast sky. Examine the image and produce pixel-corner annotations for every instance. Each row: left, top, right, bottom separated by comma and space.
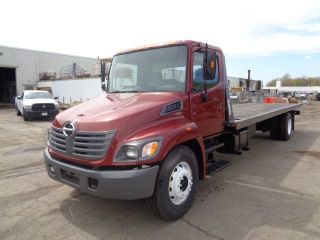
1, 0, 319, 82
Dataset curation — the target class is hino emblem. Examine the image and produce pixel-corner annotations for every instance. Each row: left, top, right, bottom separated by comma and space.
62, 121, 76, 137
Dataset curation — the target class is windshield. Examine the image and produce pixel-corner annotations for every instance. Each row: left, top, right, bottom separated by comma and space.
108, 46, 187, 93
25, 92, 52, 99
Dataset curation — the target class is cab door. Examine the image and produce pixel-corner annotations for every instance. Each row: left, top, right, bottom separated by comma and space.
189, 49, 225, 137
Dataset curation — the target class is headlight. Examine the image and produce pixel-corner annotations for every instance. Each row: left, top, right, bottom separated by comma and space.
126, 145, 139, 159
24, 104, 32, 110
115, 138, 162, 162
54, 103, 59, 109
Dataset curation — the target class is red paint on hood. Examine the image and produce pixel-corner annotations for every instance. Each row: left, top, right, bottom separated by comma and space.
54, 92, 185, 132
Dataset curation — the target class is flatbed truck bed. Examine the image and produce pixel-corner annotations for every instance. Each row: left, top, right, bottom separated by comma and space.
227, 102, 302, 130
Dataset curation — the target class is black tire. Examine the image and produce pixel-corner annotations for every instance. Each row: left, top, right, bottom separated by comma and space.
23, 111, 29, 121
147, 145, 199, 221
16, 108, 21, 116
279, 113, 293, 141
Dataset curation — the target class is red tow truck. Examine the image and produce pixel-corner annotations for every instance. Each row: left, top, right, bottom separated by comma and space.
44, 40, 301, 220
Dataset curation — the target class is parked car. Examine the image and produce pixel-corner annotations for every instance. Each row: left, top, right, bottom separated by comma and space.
15, 90, 59, 121
229, 93, 240, 102
294, 92, 307, 100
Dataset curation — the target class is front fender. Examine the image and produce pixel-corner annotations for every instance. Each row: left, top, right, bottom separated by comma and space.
125, 117, 205, 166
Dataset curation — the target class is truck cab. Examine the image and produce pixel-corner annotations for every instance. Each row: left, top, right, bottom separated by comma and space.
44, 41, 301, 220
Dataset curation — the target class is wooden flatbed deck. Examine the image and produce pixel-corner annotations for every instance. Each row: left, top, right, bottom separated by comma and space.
227, 103, 302, 130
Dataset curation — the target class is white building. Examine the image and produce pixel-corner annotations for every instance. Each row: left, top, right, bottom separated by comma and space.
0, 45, 99, 103
37, 78, 103, 104
263, 81, 320, 95
227, 76, 262, 91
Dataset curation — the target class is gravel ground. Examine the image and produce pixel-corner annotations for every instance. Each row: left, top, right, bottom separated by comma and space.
0, 102, 320, 240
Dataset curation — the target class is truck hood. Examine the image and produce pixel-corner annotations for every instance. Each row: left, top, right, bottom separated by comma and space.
23, 98, 57, 105
54, 92, 186, 134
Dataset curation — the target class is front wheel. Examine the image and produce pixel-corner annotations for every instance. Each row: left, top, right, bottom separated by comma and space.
16, 108, 21, 116
23, 110, 29, 121
147, 145, 199, 221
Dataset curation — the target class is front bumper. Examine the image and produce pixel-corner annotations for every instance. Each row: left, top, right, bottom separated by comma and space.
25, 109, 59, 118
44, 148, 159, 200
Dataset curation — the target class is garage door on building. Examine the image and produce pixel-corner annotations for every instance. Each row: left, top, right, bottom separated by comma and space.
0, 67, 16, 103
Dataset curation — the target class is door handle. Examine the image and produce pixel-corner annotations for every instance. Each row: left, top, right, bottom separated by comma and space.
216, 102, 222, 110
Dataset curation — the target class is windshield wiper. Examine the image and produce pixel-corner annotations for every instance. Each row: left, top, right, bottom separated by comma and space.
109, 91, 123, 93
126, 90, 143, 93
109, 90, 143, 93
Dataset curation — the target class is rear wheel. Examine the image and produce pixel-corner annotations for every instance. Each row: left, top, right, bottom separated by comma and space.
147, 145, 199, 221
279, 113, 293, 141
270, 113, 292, 141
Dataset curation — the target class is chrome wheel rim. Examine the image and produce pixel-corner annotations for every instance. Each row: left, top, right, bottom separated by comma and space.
168, 161, 193, 205
287, 116, 292, 136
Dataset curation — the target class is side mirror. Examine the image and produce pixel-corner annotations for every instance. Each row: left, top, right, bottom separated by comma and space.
17, 96, 22, 100
53, 97, 58, 100
203, 51, 217, 80
101, 62, 106, 91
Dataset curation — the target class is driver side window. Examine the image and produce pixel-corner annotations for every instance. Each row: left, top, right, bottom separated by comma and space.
192, 51, 219, 93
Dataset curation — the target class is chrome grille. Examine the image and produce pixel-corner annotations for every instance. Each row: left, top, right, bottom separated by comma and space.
49, 126, 115, 160
32, 103, 55, 111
